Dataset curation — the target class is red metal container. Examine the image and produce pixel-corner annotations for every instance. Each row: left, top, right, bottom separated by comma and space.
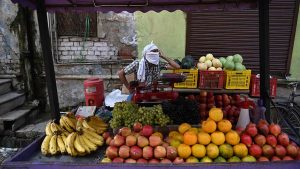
250, 74, 277, 97
84, 78, 104, 107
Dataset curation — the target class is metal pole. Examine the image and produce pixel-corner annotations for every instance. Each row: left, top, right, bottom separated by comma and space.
259, 0, 270, 112
36, 0, 60, 123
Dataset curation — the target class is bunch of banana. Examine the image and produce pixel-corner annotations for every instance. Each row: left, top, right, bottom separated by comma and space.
64, 119, 104, 156
82, 116, 108, 134
59, 113, 77, 133
41, 121, 68, 156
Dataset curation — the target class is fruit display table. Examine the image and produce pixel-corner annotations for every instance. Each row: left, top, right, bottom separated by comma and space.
173, 89, 250, 94
3, 135, 300, 169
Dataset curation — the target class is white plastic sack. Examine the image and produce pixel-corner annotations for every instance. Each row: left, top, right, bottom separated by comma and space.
105, 89, 128, 107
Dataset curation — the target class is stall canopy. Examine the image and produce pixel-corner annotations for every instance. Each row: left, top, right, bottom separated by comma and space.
12, 0, 257, 12
10, 0, 269, 123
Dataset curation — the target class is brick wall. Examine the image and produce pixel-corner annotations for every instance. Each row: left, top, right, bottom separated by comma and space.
56, 36, 118, 62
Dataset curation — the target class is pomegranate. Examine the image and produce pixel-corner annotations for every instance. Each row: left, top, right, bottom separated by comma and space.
113, 135, 125, 147
166, 146, 178, 160
246, 123, 258, 137
126, 135, 137, 147
137, 136, 149, 148
162, 142, 170, 148
173, 157, 185, 164
249, 144, 263, 158
105, 146, 118, 159
148, 159, 160, 163
149, 135, 163, 147
287, 144, 298, 157
269, 123, 281, 137
258, 119, 269, 126
241, 133, 253, 147
266, 135, 277, 147
282, 156, 294, 161
235, 127, 244, 136
113, 157, 124, 163
141, 125, 154, 137
125, 158, 137, 163
258, 156, 269, 161
119, 127, 132, 137
137, 158, 148, 163
275, 145, 287, 158
118, 145, 130, 159
106, 136, 113, 145
133, 122, 143, 132
154, 146, 167, 159
271, 156, 281, 161
262, 144, 275, 158
257, 121, 269, 136
130, 146, 143, 160
278, 133, 289, 146
143, 146, 153, 159
160, 158, 172, 163
254, 134, 266, 146
102, 132, 110, 140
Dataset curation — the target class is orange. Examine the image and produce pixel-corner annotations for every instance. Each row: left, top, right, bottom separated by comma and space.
183, 131, 198, 145
188, 127, 199, 134
209, 108, 223, 122
177, 144, 192, 159
186, 156, 199, 163
210, 131, 225, 145
152, 132, 163, 139
206, 143, 219, 159
225, 130, 240, 145
217, 120, 232, 133
170, 139, 181, 148
192, 144, 206, 158
169, 131, 180, 138
202, 120, 217, 133
197, 132, 211, 145
178, 123, 192, 134
233, 143, 248, 158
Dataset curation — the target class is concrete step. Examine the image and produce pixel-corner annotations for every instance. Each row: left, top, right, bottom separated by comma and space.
0, 92, 26, 116
0, 105, 38, 132
0, 79, 12, 95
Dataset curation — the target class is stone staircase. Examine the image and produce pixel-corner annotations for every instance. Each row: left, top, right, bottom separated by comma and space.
0, 79, 38, 133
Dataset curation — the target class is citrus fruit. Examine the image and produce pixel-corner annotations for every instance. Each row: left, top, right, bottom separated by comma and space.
200, 156, 213, 162
209, 108, 223, 122
225, 130, 240, 145
172, 133, 184, 142
242, 155, 256, 162
211, 131, 225, 145
233, 143, 248, 158
152, 132, 163, 139
170, 139, 181, 148
178, 123, 191, 134
191, 144, 206, 158
183, 131, 198, 146
198, 132, 211, 145
217, 120, 232, 133
202, 120, 217, 133
228, 156, 241, 162
206, 143, 219, 159
214, 156, 227, 162
169, 131, 180, 138
188, 127, 198, 134
219, 144, 234, 159
186, 156, 199, 163
177, 144, 192, 159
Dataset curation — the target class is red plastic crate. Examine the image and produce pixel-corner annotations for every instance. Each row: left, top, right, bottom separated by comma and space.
250, 74, 277, 97
199, 70, 224, 89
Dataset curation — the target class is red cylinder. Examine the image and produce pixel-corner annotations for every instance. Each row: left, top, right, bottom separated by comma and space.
84, 78, 104, 107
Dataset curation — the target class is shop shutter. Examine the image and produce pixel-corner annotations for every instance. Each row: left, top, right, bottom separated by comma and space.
186, 0, 298, 76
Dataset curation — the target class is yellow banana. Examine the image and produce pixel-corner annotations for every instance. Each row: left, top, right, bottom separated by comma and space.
57, 135, 66, 154
74, 134, 85, 153
60, 116, 74, 132
61, 134, 67, 145
78, 135, 91, 154
45, 122, 53, 136
41, 135, 52, 155
82, 129, 103, 146
80, 134, 97, 151
49, 135, 58, 155
50, 122, 59, 134
62, 116, 76, 130
82, 120, 97, 132
66, 132, 77, 156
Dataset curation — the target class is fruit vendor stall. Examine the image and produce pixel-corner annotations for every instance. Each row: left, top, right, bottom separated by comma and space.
2, 0, 300, 169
